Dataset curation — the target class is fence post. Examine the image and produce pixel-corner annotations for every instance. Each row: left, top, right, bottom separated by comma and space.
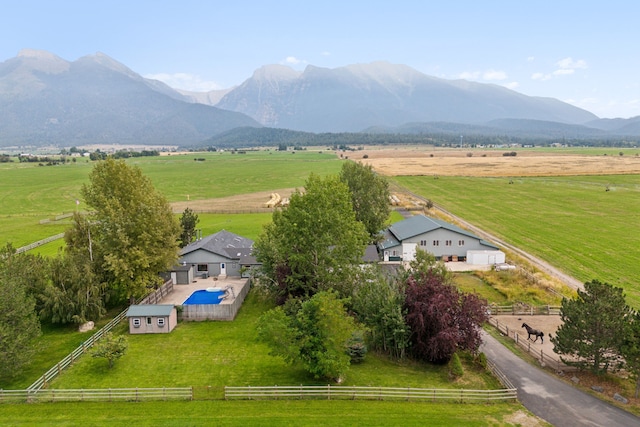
515, 333, 518, 344
328, 384, 331, 400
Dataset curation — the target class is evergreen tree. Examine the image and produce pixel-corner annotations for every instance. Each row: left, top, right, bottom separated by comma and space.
551, 279, 631, 373
179, 207, 199, 247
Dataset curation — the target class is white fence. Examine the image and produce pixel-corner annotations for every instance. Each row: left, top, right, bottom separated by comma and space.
0, 387, 192, 403
224, 385, 517, 402
16, 233, 65, 253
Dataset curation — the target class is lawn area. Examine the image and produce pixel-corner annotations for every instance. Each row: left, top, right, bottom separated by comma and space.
0, 400, 527, 426
50, 291, 501, 396
395, 174, 640, 307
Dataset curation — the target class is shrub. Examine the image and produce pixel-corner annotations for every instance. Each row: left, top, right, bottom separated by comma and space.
449, 352, 464, 377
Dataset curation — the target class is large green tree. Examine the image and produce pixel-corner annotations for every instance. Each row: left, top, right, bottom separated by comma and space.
339, 161, 390, 240
551, 279, 631, 373
351, 268, 409, 359
254, 173, 369, 302
257, 291, 359, 381
0, 245, 42, 381
81, 158, 180, 303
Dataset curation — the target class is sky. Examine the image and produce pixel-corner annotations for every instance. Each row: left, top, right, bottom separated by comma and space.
1, 1, 639, 119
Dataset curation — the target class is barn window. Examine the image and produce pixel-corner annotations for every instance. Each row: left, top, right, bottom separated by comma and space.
458, 240, 465, 246
433, 240, 439, 246
445, 240, 452, 246
420, 240, 427, 246
146, 317, 152, 326
157, 317, 165, 327
132, 318, 141, 328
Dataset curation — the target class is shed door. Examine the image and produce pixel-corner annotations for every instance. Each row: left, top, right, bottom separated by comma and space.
402, 243, 417, 261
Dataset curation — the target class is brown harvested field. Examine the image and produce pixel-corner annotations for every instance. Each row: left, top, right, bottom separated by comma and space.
170, 188, 296, 212
354, 148, 640, 177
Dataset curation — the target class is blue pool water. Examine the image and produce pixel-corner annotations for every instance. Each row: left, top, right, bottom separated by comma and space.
183, 289, 225, 305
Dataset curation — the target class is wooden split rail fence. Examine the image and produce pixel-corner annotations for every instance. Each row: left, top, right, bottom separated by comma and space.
26, 279, 172, 393
0, 387, 192, 403
224, 385, 517, 402
489, 304, 561, 316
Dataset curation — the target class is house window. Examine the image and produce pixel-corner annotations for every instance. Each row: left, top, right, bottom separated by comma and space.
433, 240, 439, 246
392, 250, 397, 256
445, 240, 452, 246
197, 264, 208, 272
157, 317, 165, 327
146, 317, 152, 326
458, 240, 465, 246
132, 318, 141, 328
420, 240, 427, 246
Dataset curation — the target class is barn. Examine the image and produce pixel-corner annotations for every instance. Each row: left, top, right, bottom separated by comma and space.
378, 214, 501, 262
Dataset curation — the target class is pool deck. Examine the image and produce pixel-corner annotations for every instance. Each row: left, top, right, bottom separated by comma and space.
158, 276, 249, 306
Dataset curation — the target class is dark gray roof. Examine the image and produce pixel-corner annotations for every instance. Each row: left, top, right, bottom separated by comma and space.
126, 304, 175, 317
378, 214, 498, 250
362, 244, 380, 263
180, 230, 254, 259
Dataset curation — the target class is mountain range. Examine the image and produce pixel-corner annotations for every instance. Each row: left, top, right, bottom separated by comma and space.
1, 49, 639, 149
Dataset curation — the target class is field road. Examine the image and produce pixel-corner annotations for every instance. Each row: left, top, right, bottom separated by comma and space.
395, 187, 585, 292
481, 332, 640, 426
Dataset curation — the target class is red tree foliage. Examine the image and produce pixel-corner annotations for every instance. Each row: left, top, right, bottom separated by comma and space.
404, 270, 488, 363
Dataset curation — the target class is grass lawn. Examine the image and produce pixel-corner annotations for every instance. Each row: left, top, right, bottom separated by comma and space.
50, 291, 501, 396
0, 400, 527, 426
395, 174, 640, 307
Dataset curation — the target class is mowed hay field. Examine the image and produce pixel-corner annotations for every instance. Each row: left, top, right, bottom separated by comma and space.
358, 146, 640, 307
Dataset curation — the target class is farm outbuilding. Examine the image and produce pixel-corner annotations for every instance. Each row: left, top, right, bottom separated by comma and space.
466, 250, 505, 265
126, 304, 177, 334
378, 214, 500, 262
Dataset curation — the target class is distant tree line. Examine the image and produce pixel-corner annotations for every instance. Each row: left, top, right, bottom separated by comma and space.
195, 126, 640, 150
89, 149, 160, 160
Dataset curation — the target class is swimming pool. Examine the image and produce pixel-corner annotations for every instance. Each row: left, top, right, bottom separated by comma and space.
183, 289, 226, 305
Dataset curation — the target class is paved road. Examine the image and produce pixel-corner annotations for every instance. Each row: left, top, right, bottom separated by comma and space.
481, 332, 640, 427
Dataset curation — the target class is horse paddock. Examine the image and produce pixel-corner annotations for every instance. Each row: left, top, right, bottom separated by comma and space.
489, 315, 564, 361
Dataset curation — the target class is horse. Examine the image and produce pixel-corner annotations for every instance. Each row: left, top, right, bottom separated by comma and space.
522, 323, 544, 343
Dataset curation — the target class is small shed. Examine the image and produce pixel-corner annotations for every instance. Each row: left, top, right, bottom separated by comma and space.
466, 250, 505, 265
126, 304, 177, 334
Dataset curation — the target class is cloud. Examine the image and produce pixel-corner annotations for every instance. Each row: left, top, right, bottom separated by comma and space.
504, 81, 519, 90
321, 51, 331, 56
527, 56, 535, 62
483, 70, 507, 81
531, 57, 587, 82
459, 69, 507, 82
556, 57, 587, 70
144, 73, 222, 92
282, 56, 306, 65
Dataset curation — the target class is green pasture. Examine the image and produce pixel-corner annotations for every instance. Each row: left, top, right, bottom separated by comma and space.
1, 151, 341, 248
0, 400, 525, 426
395, 174, 640, 307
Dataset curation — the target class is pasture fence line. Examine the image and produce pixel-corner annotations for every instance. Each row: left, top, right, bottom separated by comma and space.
224, 385, 517, 403
488, 304, 561, 316
488, 317, 569, 372
0, 387, 192, 403
172, 208, 276, 214
26, 279, 173, 394
486, 360, 515, 390
16, 233, 65, 254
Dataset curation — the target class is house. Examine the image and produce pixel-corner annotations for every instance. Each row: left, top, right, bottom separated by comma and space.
126, 304, 177, 334
179, 230, 257, 279
378, 214, 501, 262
